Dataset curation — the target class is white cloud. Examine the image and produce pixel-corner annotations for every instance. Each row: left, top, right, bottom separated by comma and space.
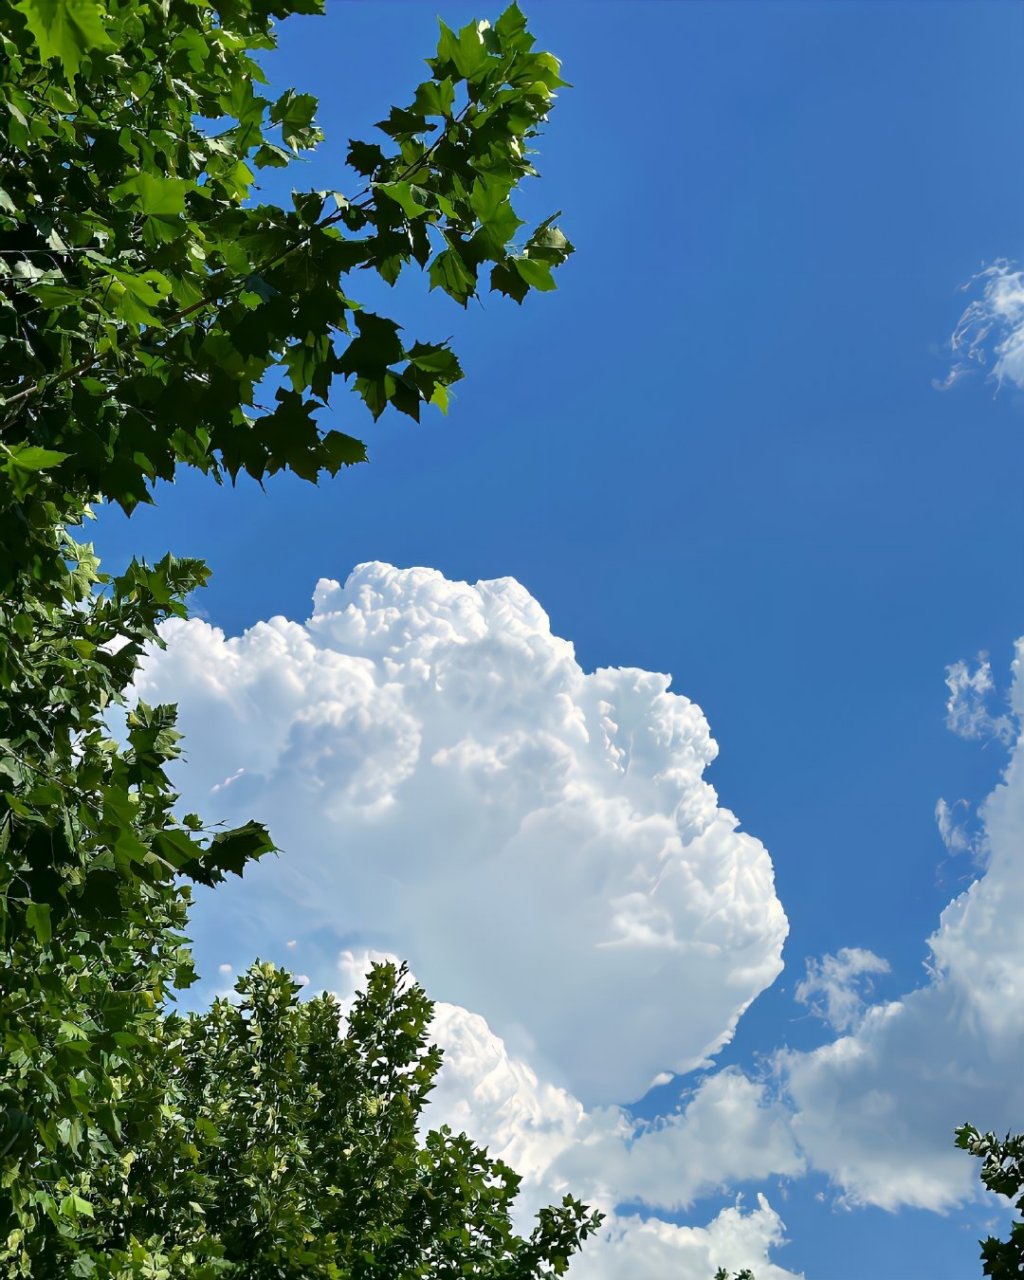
419, 974, 803, 1219
138, 559, 1024, 1229
944, 655, 1014, 745
137, 562, 788, 1107
794, 948, 890, 1034
332, 948, 802, 1279
573, 1199, 801, 1280
943, 260, 1024, 390
935, 796, 985, 862
778, 638, 1024, 1211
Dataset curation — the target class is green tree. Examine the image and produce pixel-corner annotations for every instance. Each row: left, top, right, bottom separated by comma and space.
957, 1124, 1024, 1277
0, 0, 595, 1273
130, 961, 597, 1277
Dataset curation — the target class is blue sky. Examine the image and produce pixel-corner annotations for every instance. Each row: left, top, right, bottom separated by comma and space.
95, 3, 1024, 1277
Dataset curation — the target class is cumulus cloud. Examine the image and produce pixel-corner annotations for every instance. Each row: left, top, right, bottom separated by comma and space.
420, 978, 803, 1219
777, 638, 1024, 1210
137, 562, 788, 1106
332, 948, 802, 1279
572, 1199, 801, 1280
138, 559, 1024, 1227
794, 948, 890, 1034
942, 260, 1024, 391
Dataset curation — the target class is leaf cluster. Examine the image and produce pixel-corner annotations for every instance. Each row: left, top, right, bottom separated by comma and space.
0, 0, 573, 584
0, 517, 275, 1274
957, 1124, 1024, 1277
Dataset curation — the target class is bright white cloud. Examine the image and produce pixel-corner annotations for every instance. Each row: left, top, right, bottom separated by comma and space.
943, 260, 1024, 391
333, 948, 803, 1279
137, 562, 788, 1106
572, 1199, 802, 1280
778, 638, 1024, 1211
794, 948, 890, 1034
421, 974, 803, 1218
139, 559, 1024, 1228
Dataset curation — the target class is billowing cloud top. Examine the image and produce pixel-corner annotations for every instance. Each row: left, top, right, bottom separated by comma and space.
138, 562, 788, 1105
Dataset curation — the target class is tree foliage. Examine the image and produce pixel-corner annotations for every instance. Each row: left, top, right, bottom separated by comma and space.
0, 0, 572, 583
0, 0, 597, 1274
957, 1124, 1024, 1278
131, 961, 596, 1277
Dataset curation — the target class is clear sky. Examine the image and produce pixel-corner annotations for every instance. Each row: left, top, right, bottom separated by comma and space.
95, 3, 1024, 1277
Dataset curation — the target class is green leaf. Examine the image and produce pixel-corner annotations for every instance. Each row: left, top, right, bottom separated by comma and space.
490, 260, 530, 303
413, 77, 455, 119
254, 142, 292, 169
469, 177, 523, 251
112, 172, 191, 216
513, 256, 557, 291
58, 1192, 94, 1220
25, 901, 52, 944
429, 249, 476, 305
271, 89, 319, 152
338, 312, 404, 377
469, 176, 513, 224
378, 181, 429, 220
347, 138, 386, 176
321, 430, 368, 470
437, 19, 490, 81
495, 3, 533, 53
406, 343, 461, 378
375, 105, 430, 139
0, 1109, 35, 1159
15, 0, 112, 80
182, 820, 276, 887
526, 216, 574, 264
3, 445, 69, 472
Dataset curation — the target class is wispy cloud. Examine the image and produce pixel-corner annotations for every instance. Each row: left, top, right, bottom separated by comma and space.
940, 260, 1024, 391
935, 796, 986, 863
794, 947, 890, 1034
944, 654, 1015, 745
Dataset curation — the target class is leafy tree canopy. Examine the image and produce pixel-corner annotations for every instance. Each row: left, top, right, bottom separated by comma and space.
134, 960, 598, 1277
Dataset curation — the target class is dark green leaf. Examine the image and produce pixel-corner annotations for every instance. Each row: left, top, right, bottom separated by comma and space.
429, 248, 476, 304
